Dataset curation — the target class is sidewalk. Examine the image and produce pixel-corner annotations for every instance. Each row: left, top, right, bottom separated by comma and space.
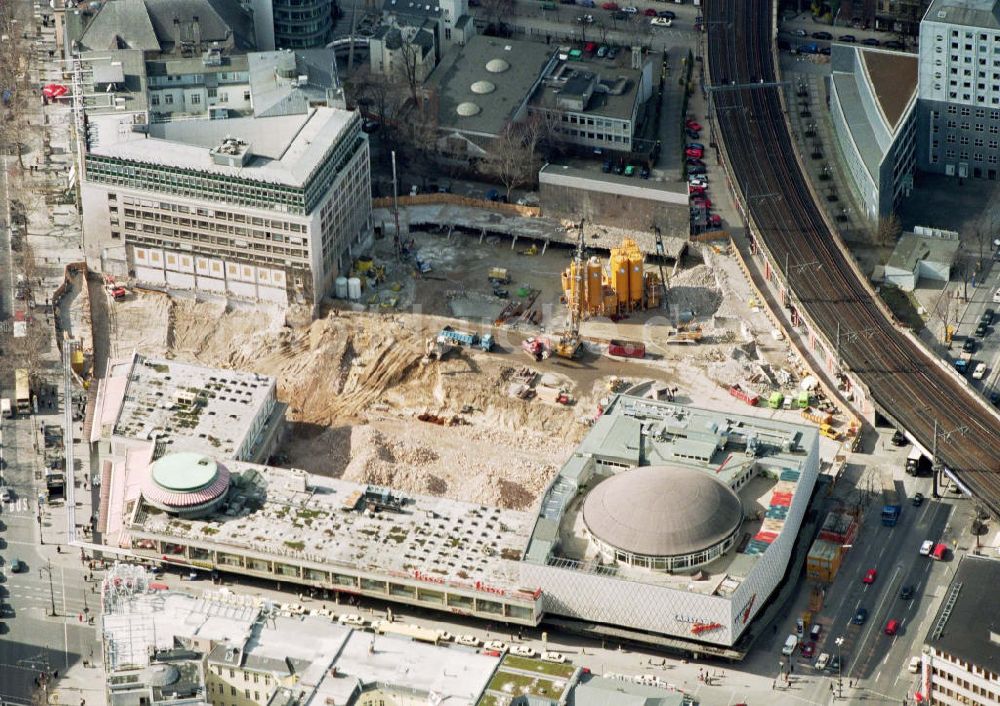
12, 5, 108, 703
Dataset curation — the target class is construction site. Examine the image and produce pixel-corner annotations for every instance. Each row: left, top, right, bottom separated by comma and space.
100, 223, 856, 513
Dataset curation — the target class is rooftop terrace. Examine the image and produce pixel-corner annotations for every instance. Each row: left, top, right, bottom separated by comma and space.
94, 354, 275, 461
131, 463, 535, 591
523, 396, 818, 594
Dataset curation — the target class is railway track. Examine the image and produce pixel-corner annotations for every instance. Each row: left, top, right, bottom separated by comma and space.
705, 0, 1000, 513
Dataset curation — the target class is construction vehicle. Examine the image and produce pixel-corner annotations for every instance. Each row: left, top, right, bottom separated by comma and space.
664, 324, 703, 344
607, 339, 645, 359
819, 423, 842, 441
522, 337, 551, 361
488, 267, 510, 284
554, 221, 585, 359
801, 407, 833, 425
729, 384, 759, 406
437, 327, 494, 352
520, 243, 538, 256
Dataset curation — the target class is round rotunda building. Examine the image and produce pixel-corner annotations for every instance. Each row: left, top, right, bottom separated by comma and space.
582, 465, 743, 572
141, 452, 231, 519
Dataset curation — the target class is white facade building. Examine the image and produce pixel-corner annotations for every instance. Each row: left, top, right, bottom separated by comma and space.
917, 555, 1000, 705
80, 107, 372, 313
917, 0, 1000, 179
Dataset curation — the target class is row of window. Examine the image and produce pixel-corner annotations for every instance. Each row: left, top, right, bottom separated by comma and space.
932, 666, 999, 702
150, 89, 252, 107
938, 149, 999, 164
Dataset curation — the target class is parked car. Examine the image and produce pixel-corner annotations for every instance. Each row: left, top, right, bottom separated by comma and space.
809, 624, 822, 641
600, 1, 619, 9
908, 656, 921, 673
456, 634, 481, 647
862, 37, 881, 46
982, 308, 995, 325
685, 147, 704, 158
912, 492, 924, 507
509, 645, 536, 657
651, 17, 672, 27
644, 8, 657, 16
852, 608, 868, 625
622, 5, 638, 13
687, 142, 705, 150
993, 286, 1000, 303
884, 40, 904, 49
596, 45, 608, 57
812, 31, 833, 40
838, 34, 857, 42
686, 120, 703, 131
576, 14, 595, 23
688, 165, 707, 175
863, 568, 877, 584
975, 321, 989, 337
801, 642, 815, 658
792, 28, 807, 37
891, 429, 908, 446
623, 165, 636, 176
686, 129, 701, 139
657, 10, 675, 19
690, 196, 712, 208
602, 159, 612, 173
686, 157, 705, 166
607, 46, 619, 59
9, 559, 25, 573
781, 634, 798, 656
542, 651, 566, 663
973, 362, 988, 380
707, 214, 722, 228
639, 166, 650, 179
963, 338, 977, 353
815, 653, 830, 671
688, 177, 708, 188
484, 640, 507, 651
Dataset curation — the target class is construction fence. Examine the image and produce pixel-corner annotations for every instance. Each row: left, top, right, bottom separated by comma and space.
372, 194, 542, 218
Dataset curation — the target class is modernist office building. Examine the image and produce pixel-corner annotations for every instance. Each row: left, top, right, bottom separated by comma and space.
80, 107, 372, 312
829, 44, 918, 221
917, 0, 1000, 179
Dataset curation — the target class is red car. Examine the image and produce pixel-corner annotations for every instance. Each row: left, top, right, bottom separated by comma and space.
691, 196, 712, 208
685, 147, 704, 158
686, 120, 703, 132
801, 642, 815, 658
584, 42, 597, 53
689, 185, 706, 196
707, 214, 722, 228
601, 1, 619, 9
644, 7, 657, 15
863, 568, 877, 584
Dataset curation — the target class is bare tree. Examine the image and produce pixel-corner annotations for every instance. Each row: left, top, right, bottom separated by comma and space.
482, 123, 542, 200
397, 32, 425, 104
873, 212, 902, 247
930, 286, 957, 345
480, 0, 515, 33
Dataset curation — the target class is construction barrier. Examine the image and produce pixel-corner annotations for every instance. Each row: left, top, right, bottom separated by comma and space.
372, 193, 542, 218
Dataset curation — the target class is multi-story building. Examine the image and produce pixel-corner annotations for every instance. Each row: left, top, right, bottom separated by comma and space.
242, 0, 336, 50
369, 22, 438, 85
528, 48, 657, 155
829, 44, 918, 221
80, 107, 371, 312
90, 352, 821, 656
917, 0, 1000, 179
839, 0, 931, 34
918, 554, 1000, 705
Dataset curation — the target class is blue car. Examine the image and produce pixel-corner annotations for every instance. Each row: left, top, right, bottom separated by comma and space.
687, 142, 705, 150
853, 608, 868, 625
798, 42, 820, 54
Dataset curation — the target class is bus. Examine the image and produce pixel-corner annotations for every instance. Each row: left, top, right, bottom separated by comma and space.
14, 369, 30, 415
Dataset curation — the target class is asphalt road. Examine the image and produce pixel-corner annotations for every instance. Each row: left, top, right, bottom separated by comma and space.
1, 405, 95, 704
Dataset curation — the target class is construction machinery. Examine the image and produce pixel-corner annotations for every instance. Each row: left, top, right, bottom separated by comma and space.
554, 221, 585, 359
522, 337, 551, 361
436, 326, 494, 352
560, 234, 663, 318
664, 324, 703, 344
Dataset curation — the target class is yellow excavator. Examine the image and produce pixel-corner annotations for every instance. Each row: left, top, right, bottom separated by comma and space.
554, 220, 584, 359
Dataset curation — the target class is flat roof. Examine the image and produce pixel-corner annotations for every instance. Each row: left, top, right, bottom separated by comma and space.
524, 395, 818, 595
318, 630, 499, 706
248, 49, 342, 118
570, 675, 687, 706
831, 72, 882, 180
89, 106, 358, 187
925, 0, 1000, 30
431, 35, 554, 136
530, 50, 654, 122
860, 49, 917, 131
886, 229, 961, 273
130, 463, 535, 592
925, 554, 1000, 672
95, 354, 274, 460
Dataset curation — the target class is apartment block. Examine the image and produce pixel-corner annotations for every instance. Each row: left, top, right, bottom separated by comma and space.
917, 0, 1000, 178
81, 107, 372, 313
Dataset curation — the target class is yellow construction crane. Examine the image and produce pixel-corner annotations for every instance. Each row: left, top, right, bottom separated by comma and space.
554, 220, 585, 359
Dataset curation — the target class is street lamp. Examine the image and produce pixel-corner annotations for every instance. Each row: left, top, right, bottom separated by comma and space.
835, 636, 845, 700
38, 559, 57, 617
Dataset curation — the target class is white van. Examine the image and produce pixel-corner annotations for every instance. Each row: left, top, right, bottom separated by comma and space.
781, 634, 799, 656
993, 287, 1000, 303
973, 362, 987, 379
908, 656, 921, 673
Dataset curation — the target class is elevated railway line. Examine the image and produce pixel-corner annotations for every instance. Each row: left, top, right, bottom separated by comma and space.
705, 0, 1000, 513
